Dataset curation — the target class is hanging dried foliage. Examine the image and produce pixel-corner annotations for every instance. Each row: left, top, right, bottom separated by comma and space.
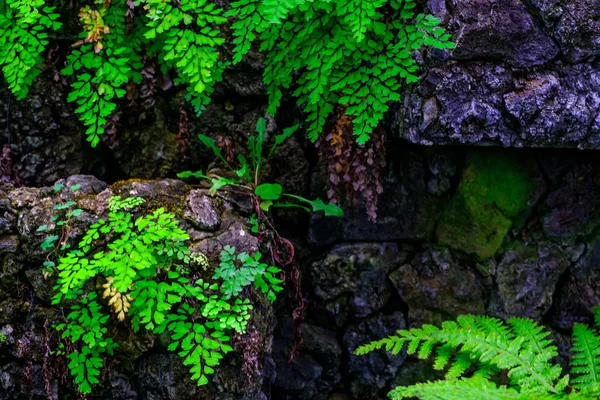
317, 107, 386, 222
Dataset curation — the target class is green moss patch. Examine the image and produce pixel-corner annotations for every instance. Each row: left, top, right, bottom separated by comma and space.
436, 150, 539, 260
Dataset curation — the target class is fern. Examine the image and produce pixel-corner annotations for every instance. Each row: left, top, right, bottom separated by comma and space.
228, 0, 453, 143
0, 0, 61, 99
2, 0, 453, 146
138, 0, 227, 114
51, 196, 282, 394
571, 323, 600, 393
354, 314, 600, 399
62, 1, 142, 147
55, 292, 117, 394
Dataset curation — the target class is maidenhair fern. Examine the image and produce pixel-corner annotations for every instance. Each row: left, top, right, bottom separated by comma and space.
62, 1, 143, 147
227, 0, 454, 143
355, 313, 600, 399
0, 0, 61, 99
50, 196, 282, 394
1, 0, 452, 146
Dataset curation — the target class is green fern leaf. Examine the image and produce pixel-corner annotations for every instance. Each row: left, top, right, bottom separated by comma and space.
571, 323, 600, 393
389, 376, 552, 400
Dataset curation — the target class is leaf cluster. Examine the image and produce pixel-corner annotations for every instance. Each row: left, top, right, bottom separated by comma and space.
51, 195, 282, 393
355, 312, 600, 399
2, 0, 452, 146
0, 0, 61, 99
227, 0, 454, 143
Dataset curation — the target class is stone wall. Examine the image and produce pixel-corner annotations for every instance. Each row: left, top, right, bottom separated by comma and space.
0, 0, 599, 399
278, 146, 600, 399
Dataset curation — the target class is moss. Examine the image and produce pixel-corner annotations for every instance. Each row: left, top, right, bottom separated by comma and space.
109, 178, 152, 191
436, 150, 538, 261
437, 192, 512, 260
460, 151, 536, 218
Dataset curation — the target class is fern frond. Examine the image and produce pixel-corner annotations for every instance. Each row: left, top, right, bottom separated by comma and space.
356, 315, 564, 394
479, 316, 514, 339
0, 0, 61, 99
507, 318, 554, 355
388, 376, 540, 400
571, 323, 600, 394
445, 351, 472, 380
433, 344, 455, 371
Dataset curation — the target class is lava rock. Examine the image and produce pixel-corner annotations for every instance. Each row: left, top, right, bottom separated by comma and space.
389, 248, 485, 325
343, 312, 407, 400
272, 320, 342, 400
494, 242, 571, 319
397, 62, 600, 148
449, 0, 559, 67
310, 243, 400, 327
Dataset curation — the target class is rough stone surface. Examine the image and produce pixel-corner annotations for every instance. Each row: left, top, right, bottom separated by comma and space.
343, 312, 407, 400
184, 190, 222, 231
551, 239, 600, 330
0, 176, 274, 400
398, 62, 600, 148
525, 0, 600, 62
389, 248, 485, 325
394, 0, 600, 148
494, 242, 571, 319
272, 319, 342, 400
309, 243, 401, 327
449, 0, 559, 67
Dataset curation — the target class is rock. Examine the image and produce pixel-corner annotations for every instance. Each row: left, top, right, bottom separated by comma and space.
0, 75, 89, 187
543, 162, 600, 240
343, 312, 407, 400
272, 320, 342, 400
397, 62, 600, 148
526, 0, 600, 62
551, 239, 600, 330
389, 248, 485, 325
449, 0, 558, 67
106, 104, 185, 180
0, 259, 23, 299
494, 242, 570, 319
310, 243, 401, 327
53, 174, 108, 196
0, 237, 18, 255
436, 149, 545, 260
184, 190, 221, 231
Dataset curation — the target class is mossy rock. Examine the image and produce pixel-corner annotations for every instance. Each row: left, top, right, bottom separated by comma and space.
436, 150, 542, 260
